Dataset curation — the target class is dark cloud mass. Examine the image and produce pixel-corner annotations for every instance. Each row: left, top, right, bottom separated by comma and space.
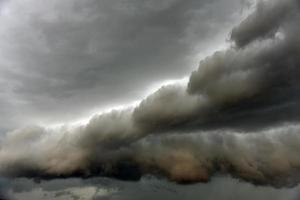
1, 0, 300, 193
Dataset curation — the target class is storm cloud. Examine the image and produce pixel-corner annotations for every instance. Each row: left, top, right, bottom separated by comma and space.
1, 0, 300, 189
0, 0, 244, 131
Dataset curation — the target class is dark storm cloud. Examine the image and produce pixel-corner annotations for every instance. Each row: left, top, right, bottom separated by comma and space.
230, 0, 298, 47
0, 0, 245, 130
4, 124, 300, 187
1, 0, 300, 189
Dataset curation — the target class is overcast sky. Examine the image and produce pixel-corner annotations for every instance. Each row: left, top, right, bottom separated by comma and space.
0, 0, 251, 132
2, 0, 300, 199
2, 176, 300, 200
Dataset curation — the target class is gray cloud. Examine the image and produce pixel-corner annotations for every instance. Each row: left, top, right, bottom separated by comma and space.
3, 123, 300, 187
1, 0, 300, 189
0, 0, 246, 131
230, 0, 298, 47
2, 176, 300, 200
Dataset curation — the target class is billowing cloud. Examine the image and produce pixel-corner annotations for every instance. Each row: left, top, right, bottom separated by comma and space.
230, 0, 298, 47
0, 0, 300, 188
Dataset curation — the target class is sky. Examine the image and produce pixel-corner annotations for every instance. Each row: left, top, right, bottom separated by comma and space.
0, 0, 249, 132
1, 0, 300, 199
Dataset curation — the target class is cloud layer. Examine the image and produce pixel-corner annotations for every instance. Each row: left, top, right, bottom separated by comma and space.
3, 176, 300, 200
1, 0, 300, 188
0, 0, 244, 131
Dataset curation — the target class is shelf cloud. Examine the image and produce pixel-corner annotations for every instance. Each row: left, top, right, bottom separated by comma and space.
0, 0, 300, 188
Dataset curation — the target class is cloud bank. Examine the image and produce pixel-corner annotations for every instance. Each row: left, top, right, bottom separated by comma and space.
1, 0, 300, 188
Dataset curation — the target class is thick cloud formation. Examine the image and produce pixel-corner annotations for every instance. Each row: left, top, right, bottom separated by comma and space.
1, 0, 300, 188
230, 0, 298, 47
